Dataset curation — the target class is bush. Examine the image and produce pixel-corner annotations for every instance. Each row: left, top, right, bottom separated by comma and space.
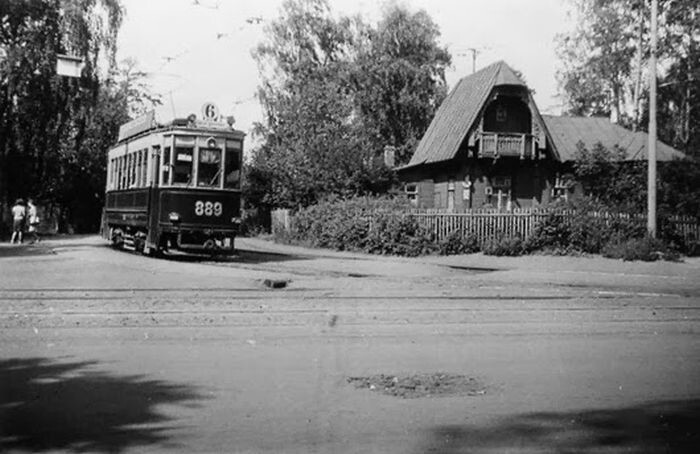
602, 236, 681, 262
527, 198, 648, 255
482, 235, 525, 256
684, 240, 700, 257
438, 230, 480, 255
524, 213, 571, 253
278, 196, 436, 256
365, 213, 436, 256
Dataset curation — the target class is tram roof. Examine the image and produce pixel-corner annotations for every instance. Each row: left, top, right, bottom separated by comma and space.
115, 119, 246, 145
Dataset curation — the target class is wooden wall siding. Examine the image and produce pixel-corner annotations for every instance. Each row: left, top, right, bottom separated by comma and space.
403, 158, 554, 211
418, 180, 435, 208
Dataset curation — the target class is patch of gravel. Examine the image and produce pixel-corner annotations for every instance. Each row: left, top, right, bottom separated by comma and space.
346, 373, 486, 399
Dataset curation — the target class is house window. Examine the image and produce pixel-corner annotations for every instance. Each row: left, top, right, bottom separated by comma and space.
492, 176, 512, 189
447, 179, 455, 211
552, 173, 575, 202
496, 105, 507, 122
405, 183, 418, 206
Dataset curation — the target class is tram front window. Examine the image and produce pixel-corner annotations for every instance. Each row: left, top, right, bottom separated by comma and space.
173, 147, 193, 185
161, 146, 171, 185
224, 148, 241, 189
198, 148, 222, 187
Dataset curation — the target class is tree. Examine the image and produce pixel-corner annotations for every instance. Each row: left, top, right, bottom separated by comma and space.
555, 0, 639, 120
248, 0, 448, 210
556, 0, 700, 157
573, 141, 646, 212
351, 4, 450, 164
0, 1, 159, 233
54, 62, 161, 232
573, 141, 700, 218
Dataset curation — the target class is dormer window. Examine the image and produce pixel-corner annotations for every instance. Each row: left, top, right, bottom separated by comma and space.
496, 105, 507, 122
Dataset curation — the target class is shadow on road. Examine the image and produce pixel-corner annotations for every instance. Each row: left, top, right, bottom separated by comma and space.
0, 357, 206, 453
0, 244, 56, 258
162, 248, 312, 265
417, 399, 700, 453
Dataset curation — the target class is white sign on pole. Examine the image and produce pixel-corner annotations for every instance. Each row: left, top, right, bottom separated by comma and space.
56, 54, 84, 78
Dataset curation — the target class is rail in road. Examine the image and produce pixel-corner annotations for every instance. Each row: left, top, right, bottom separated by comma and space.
2, 287, 698, 334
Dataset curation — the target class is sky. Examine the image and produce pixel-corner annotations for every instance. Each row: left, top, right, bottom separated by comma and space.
116, 0, 574, 146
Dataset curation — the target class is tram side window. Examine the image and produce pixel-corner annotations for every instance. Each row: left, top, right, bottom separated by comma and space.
112, 158, 119, 189
109, 159, 114, 190
135, 152, 141, 187
111, 158, 117, 190
141, 150, 147, 186
132, 153, 138, 187
120, 156, 127, 189
129, 153, 135, 188
126, 154, 131, 188
162, 146, 171, 185
173, 147, 193, 185
138, 150, 145, 186
139, 150, 145, 186
224, 148, 241, 189
198, 148, 222, 187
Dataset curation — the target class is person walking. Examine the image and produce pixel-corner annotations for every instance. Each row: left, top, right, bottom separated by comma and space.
26, 198, 40, 244
10, 199, 26, 244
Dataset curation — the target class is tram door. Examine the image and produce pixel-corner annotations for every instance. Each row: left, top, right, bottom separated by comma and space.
151, 146, 160, 187
145, 146, 161, 251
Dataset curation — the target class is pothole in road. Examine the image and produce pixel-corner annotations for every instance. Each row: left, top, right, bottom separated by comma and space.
347, 373, 486, 399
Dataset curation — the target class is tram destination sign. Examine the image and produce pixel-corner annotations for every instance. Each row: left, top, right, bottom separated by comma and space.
118, 111, 155, 142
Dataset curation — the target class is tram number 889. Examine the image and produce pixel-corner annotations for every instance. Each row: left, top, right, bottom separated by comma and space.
195, 200, 223, 217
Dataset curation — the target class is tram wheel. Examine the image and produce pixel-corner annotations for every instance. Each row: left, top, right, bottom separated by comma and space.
111, 229, 124, 249
133, 237, 145, 254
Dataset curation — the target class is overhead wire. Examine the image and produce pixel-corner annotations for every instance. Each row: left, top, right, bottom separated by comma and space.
143, 0, 264, 116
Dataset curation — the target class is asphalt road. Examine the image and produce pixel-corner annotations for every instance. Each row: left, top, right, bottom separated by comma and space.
1, 236, 699, 453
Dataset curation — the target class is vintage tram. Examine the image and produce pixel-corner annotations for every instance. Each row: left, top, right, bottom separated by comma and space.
101, 105, 244, 256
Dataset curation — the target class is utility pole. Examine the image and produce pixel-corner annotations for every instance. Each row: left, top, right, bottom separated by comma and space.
647, 0, 658, 237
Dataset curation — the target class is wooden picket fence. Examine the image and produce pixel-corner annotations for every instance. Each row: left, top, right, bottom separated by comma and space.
407, 208, 700, 246
271, 208, 700, 247
409, 210, 553, 244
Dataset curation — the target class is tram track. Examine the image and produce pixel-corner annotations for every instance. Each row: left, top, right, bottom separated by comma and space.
3, 294, 698, 330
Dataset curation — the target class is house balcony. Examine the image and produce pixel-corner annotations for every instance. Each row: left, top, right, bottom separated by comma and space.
479, 132, 534, 159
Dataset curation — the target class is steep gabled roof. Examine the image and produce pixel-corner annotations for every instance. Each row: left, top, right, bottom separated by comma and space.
403, 61, 527, 169
542, 115, 685, 162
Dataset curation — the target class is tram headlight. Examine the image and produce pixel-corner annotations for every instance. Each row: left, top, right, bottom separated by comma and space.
168, 212, 181, 223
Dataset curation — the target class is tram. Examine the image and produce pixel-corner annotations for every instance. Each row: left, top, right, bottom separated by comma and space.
101, 103, 244, 256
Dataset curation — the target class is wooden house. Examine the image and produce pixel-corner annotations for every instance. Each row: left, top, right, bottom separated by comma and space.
398, 61, 685, 210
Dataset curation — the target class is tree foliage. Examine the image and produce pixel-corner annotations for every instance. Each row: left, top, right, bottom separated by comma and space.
0, 0, 160, 232
573, 142, 700, 218
352, 5, 450, 163
556, 0, 700, 156
248, 0, 449, 210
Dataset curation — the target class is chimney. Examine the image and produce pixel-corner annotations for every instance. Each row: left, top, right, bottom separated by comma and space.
383, 145, 396, 168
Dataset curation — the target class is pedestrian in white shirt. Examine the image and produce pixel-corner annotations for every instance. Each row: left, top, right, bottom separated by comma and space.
10, 199, 26, 244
